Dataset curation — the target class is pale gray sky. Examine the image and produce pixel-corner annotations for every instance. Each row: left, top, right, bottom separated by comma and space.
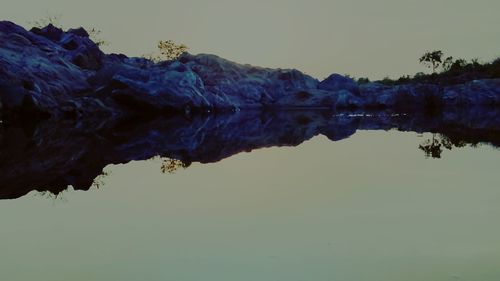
1, 0, 499, 79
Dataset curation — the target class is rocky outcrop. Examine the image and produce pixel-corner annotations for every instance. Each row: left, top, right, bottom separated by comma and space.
1, 21, 499, 198
1, 21, 499, 119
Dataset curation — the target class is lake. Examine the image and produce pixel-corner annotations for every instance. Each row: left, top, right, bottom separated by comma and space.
0, 111, 499, 281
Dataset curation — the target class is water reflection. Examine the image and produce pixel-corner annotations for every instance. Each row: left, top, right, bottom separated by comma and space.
0, 108, 499, 199
161, 158, 191, 174
419, 133, 471, 159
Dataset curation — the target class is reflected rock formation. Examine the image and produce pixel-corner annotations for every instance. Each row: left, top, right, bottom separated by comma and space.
1, 107, 499, 199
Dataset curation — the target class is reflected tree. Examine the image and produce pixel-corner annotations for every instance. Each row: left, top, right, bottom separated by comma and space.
419, 134, 443, 158
92, 171, 110, 189
161, 158, 189, 174
419, 133, 470, 159
36, 190, 67, 202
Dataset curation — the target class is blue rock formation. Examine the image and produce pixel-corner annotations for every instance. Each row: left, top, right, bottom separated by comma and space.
1, 21, 499, 120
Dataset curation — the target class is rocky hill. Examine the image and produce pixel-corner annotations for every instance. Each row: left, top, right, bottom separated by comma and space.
1, 21, 499, 120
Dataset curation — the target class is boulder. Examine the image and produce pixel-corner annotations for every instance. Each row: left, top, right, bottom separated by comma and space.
67, 27, 90, 38
319, 74, 359, 94
30, 24, 63, 41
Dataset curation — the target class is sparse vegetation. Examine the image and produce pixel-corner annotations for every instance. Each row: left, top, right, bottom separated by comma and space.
375, 51, 500, 86
143, 40, 189, 63
28, 14, 109, 46
158, 40, 188, 60
87, 27, 109, 47
357, 77, 370, 84
28, 13, 62, 29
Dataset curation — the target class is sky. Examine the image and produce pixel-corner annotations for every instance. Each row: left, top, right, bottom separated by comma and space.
1, 0, 499, 79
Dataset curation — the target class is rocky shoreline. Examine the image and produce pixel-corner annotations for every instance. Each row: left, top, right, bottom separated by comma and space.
1, 21, 500, 198
1, 21, 499, 120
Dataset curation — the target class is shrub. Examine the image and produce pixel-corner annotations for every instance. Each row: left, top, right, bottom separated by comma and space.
158, 40, 188, 61
357, 77, 370, 84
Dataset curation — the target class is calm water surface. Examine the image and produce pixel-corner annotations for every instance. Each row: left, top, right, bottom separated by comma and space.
0, 130, 499, 281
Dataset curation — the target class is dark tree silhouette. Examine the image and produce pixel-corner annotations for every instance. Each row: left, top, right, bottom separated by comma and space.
442, 56, 454, 71
419, 50, 443, 73
419, 134, 443, 158
419, 134, 470, 159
